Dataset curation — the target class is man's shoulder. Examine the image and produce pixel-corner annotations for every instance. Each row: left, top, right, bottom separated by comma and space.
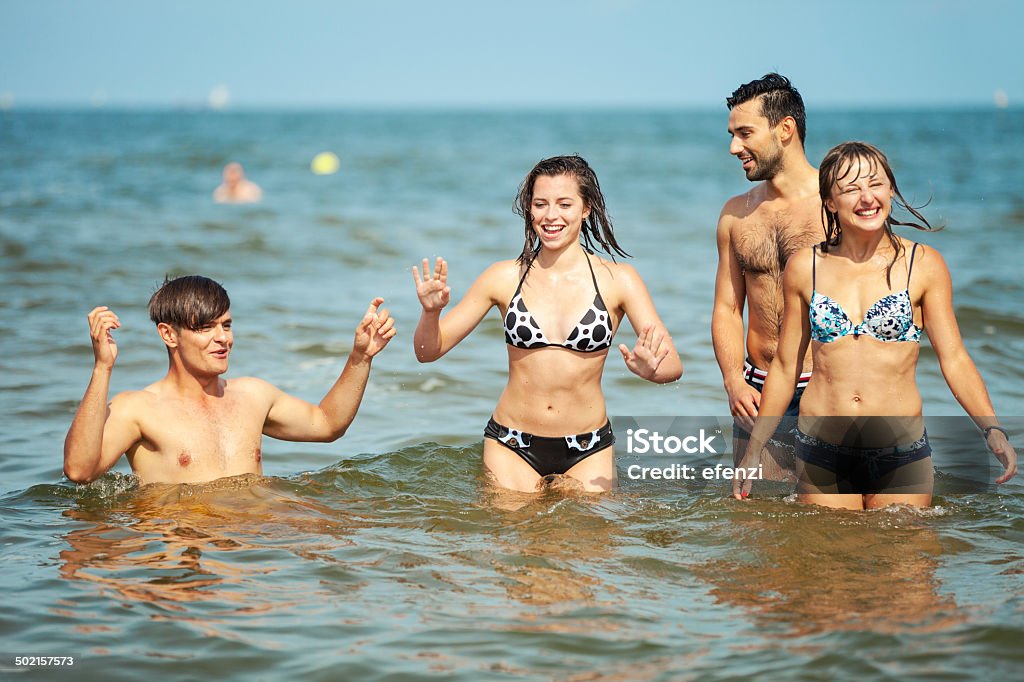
112, 380, 182, 408
108, 388, 158, 417
721, 185, 759, 210
224, 376, 278, 396
129, 376, 280, 404
719, 185, 765, 226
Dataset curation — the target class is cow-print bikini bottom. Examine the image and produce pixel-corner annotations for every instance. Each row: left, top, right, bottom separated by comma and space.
484, 417, 615, 477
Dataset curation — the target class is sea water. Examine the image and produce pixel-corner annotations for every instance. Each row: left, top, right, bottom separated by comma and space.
1, 109, 1022, 680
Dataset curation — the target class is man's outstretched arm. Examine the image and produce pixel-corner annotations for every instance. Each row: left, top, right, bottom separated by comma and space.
263, 298, 396, 442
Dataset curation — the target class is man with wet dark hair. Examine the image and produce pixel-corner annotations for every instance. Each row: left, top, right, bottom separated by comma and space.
712, 73, 821, 479
147, 274, 231, 333
725, 73, 807, 154
64, 275, 395, 485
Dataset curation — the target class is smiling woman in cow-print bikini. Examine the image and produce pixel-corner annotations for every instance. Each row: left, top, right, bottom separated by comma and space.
412, 155, 682, 492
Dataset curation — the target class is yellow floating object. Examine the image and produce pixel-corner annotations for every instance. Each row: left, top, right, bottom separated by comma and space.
311, 151, 340, 175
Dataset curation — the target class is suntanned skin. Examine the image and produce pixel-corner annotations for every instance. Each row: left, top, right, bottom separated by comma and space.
412, 173, 683, 493
733, 155, 1017, 508
63, 298, 395, 485
712, 98, 821, 474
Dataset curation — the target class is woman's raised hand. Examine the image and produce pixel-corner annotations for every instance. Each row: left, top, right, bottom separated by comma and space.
618, 324, 670, 381
412, 257, 451, 312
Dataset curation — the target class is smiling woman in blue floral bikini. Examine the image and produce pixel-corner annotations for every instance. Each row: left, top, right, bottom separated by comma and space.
735, 141, 1016, 509
412, 155, 682, 493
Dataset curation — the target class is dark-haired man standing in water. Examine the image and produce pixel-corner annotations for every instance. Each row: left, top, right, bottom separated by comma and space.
64, 275, 396, 485
712, 74, 822, 478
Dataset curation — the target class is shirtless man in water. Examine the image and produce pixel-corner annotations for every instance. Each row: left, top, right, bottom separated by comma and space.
213, 162, 262, 204
712, 74, 822, 477
64, 275, 395, 485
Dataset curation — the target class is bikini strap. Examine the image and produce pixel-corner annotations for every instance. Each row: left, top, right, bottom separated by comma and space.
518, 252, 601, 297
584, 252, 601, 293
513, 261, 532, 295
905, 243, 919, 288
812, 245, 817, 289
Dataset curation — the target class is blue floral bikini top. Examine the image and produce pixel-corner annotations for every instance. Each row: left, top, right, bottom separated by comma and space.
504, 254, 614, 352
809, 243, 921, 344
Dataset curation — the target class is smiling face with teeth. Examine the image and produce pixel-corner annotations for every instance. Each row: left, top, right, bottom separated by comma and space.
825, 155, 894, 235
818, 141, 938, 284
530, 173, 591, 251
727, 99, 786, 182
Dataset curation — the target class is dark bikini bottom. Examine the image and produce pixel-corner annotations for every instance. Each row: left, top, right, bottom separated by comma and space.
484, 417, 615, 477
795, 429, 932, 494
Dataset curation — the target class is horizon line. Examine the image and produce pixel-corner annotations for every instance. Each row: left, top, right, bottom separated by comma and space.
2, 102, 1019, 114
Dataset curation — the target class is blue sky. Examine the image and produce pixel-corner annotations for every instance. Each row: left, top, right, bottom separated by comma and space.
1, 0, 1019, 109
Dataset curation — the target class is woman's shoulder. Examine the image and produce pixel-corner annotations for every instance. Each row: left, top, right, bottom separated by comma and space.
786, 245, 818, 275
899, 237, 944, 264
470, 258, 518, 280
472, 259, 524, 294
899, 238, 949, 281
590, 253, 638, 277
589, 255, 645, 293
482, 258, 522, 276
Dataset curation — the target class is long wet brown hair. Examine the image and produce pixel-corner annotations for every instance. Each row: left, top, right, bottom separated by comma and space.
819, 141, 940, 286
513, 155, 629, 269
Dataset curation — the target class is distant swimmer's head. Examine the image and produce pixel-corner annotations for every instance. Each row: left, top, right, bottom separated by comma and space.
819, 142, 939, 281
223, 162, 245, 186
726, 73, 805, 181
149, 275, 231, 331
513, 155, 629, 267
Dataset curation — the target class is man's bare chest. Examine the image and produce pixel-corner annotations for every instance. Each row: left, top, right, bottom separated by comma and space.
733, 211, 820, 277
137, 399, 266, 468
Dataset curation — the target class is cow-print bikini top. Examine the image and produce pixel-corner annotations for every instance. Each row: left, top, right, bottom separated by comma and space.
503, 254, 614, 352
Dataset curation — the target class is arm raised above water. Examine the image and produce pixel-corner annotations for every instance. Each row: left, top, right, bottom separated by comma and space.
412, 257, 509, 362
264, 298, 395, 442
64, 307, 144, 483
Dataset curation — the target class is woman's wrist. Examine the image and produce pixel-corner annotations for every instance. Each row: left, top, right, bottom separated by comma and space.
983, 425, 1009, 440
